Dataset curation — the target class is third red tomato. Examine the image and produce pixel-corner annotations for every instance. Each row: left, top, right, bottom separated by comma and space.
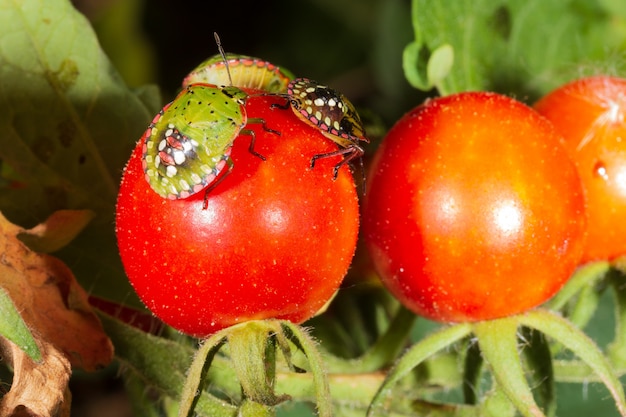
535, 76, 626, 262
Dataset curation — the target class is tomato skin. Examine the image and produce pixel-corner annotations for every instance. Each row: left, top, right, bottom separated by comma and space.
363, 92, 586, 323
115, 94, 359, 337
534, 76, 626, 262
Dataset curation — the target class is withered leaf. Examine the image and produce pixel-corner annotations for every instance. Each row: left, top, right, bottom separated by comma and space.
0, 211, 114, 416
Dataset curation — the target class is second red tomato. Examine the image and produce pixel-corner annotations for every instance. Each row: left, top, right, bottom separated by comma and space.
363, 92, 587, 322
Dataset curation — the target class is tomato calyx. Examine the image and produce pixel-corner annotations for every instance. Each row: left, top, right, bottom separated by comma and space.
178, 319, 332, 417
368, 307, 626, 417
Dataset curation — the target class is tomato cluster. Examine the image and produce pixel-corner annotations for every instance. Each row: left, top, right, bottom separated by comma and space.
116, 73, 626, 334
363, 78, 626, 322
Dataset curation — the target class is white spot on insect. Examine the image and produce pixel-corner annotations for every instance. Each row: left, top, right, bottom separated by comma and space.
158, 139, 167, 151
182, 140, 194, 152
200, 164, 213, 174
315, 111, 323, 121
178, 179, 191, 191
166, 165, 177, 177
333, 121, 341, 130
154, 155, 161, 168
305, 87, 316, 93
190, 173, 202, 184
173, 150, 186, 165
314, 98, 324, 107
324, 116, 332, 126
306, 106, 314, 115
327, 98, 336, 107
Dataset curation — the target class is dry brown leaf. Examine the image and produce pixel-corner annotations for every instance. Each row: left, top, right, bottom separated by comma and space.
17, 209, 96, 253
0, 339, 71, 417
0, 211, 114, 416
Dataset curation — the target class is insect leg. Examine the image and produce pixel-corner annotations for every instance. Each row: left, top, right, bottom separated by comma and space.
310, 145, 364, 177
202, 158, 234, 210
310, 144, 367, 193
247, 117, 281, 136
239, 128, 266, 161
269, 98, 291, 111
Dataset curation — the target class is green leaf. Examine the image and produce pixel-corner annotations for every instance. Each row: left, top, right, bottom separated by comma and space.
98, 312, 238, 417
0, 0, 154, 217
406, 0, 624, 97
0, 287, 41, 362
0, 0, 160, 304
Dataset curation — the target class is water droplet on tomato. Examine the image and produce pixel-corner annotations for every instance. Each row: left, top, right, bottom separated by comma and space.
593, 161, 609, 181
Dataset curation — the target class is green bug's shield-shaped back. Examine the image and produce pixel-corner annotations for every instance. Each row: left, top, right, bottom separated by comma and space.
183, 53, 293, 94
286, 78, 369, 148
142, 84, 249, 199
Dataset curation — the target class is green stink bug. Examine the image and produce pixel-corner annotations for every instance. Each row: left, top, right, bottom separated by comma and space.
142, 34, 279, 201
183, 53, 293, 94
142, 83, 276, 200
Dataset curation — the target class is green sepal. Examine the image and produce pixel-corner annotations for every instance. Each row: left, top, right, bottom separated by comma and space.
520, 309, 626, 416
472, 317, 544, 417
367, 323, 472, 416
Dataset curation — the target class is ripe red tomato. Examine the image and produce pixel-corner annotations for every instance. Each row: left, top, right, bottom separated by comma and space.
534, 76, 626, 262
363, 92, 586, 323
115, 94, 359, 337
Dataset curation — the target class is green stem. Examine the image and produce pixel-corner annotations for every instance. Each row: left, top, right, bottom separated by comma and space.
546, 261, 610, 311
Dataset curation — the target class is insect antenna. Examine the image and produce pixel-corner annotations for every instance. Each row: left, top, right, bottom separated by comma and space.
213, 32, 233, 86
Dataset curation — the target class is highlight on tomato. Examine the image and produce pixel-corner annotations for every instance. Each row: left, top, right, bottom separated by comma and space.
363, 91, 587, 323
534, 75, 626, 262
115, 93, 360, 337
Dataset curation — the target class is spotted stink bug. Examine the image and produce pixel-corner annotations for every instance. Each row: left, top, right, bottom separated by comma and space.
183, 53, 293, 94
273, 78, 369, 179
142, 34, 279, 202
